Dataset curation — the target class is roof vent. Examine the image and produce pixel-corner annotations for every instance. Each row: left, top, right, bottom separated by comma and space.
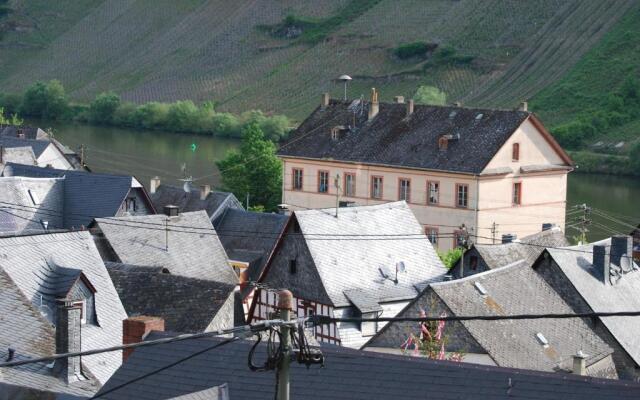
535, 332, 549, 347
163, 205, 179, 217
474, 281, 487, 295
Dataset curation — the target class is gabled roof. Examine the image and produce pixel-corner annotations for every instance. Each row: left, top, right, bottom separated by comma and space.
3, 163, 146, 228
106, 263, 235, 333
98, 332, 640, 400
545, 239, 640, 366
0, 125, 49, 140
0, 231, 127, 385
151, 184, 243, 221
292, 201, 446, 307
37, 263, 96, 300
214, 208, 288, 294
94, 211, 237, 284
0, 136, 51, 157
278, 99, 556, 174
0, 268, 99, 398
0, 145, 37, 166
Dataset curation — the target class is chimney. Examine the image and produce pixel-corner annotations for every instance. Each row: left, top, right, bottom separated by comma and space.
200, 184, 211, 201
572, 351, 587, 376
394, 96, 405, 104
368, 88, 379, 121
593, 245, 610, 284
501, 234, 516, 244
122, 316, 165, 362
163, 205, 179, 217
610, 235, 632, 268
438, 135, 448, 151
406, 99, 414, 117
321, 93, 330, 108
149, 176, 161, 194
519, 101, 528, 112
54, 299, 83, 383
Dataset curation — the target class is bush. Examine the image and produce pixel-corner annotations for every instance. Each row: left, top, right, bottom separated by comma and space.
0, 92, 23, 114
131, 102, 170, 129
210, 112, 241, 137
89, 91, 121, 124
394, 41, 436, 60
414, 85, 447, 105
438, 247, 463, 269
20, 80, 69, 119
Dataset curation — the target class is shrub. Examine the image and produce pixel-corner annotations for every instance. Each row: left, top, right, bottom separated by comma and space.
630, 141, 640, 172
89, 91, 121, 124
414, 86, 447, 105
20, 80, 69, 119
394, 42, 435, 60
131, 102, 169, 129
0, 92, 22, 114
210, 112, 241, 137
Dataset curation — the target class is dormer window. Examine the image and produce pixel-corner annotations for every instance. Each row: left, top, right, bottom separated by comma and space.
512, 143, 520, 161
331, 126, 348, 141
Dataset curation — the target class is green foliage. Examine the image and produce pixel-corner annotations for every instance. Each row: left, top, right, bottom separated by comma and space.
629, 141, 640, 172
215, 123, 282, 211
20, 80, 69, 119
89, 91, 121, 124
424, 46, 474, 69
0, 107, 23, 126
569, 150, 634, 175
394, 42, 436, 60
438, 247, 464, 269
414, 86, 447, 106
0, 92, 22, 114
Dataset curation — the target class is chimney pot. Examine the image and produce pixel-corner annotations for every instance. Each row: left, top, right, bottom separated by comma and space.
163, 205, 179, 217
368, 88, 379, 121
321, 93, 330, 108
572, 350, 587, 375
593, 245, 610, 284
122, 316, 165, 362
54, 299, 83, 383
150, 176, 161, 194
200, 184, 211, 201
394, 96, 405, 104
406, 99, 415, 117
277, 290, 293, 310
519, 101, 528, 112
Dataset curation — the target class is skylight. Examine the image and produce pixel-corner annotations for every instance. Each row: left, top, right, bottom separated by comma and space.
475, 113, 483, 120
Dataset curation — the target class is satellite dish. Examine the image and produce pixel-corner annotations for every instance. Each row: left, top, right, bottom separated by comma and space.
338, 74, 352, 82
182, 179, 193, 193
396, 261, 406, 273
620, 254, 634, 273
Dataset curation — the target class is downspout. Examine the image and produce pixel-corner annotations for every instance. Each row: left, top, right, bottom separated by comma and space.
474, 174, 480, 244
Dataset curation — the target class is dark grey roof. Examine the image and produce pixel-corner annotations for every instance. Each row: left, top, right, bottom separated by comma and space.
343, 289, 383, 313
0, 231, 128, 384
0, 136, 51, 157
0, 268, 99, 398
0, 145, 37, 166
0, 125, 48, 140
278, 100, 544, 174
37, 263, 86, 299
3, 163, 142, 228
95, 211, 237, 284
98, 332, 640, 400
214, 208, 288, 294
546, 239, 640, 366
106, 263, 235, 333
151, 184, 243, 221
366, 261, 613, 374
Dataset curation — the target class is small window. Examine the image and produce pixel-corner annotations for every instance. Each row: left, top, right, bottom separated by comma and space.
456, 184, 469, 208
28, 189, 40, 205
512, 143, 520, 161
513, 182, 522, 205
318, 171, 329, 193
371, 176, 383, 199
425, 227, 438, 246
126, 197, 137, 212
427, 181, 439, 205
73, 300, 87, 325
292, 168, 303, 191
398, 178, 410, 202
344, 173, 356, 197
289, 259, 297, 274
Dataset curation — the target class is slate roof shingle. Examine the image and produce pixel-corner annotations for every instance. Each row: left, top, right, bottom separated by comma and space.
0, 136, 51, 157
98, 332, 640, 400
151, 184, 243, 222
106, 262, 236, 333
95, 211, 237, 284
277, 100, 563, 174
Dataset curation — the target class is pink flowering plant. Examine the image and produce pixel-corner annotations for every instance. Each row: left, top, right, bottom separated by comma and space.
401, 310, 464, 361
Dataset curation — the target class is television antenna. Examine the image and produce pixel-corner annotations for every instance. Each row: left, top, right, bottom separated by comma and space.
338, 74, 352, 101
179, 163, 193, 192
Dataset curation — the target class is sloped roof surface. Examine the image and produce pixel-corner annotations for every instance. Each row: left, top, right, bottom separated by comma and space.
3, 163, 136, 228
95, 211, 237, 284
547, 239, 640, 365
0, 146, 37, 166
0, 125, 48, 140
0, 136, 50, 157
278, 100, 532, 174
151, 185, 242, 221
106, 263, 235, 333
295, 201, 446, 307
98, 332, 640, 400
0, 231, 127, 385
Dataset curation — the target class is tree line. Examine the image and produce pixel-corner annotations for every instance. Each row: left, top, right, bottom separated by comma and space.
0, 80, 292, 141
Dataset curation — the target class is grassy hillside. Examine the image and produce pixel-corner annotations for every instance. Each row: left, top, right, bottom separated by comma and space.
0, 0, 636, 124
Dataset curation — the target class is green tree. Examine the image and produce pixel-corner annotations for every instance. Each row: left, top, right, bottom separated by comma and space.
216, 123, 282, 211
630, 141, 640, 172
89, 91, 121, 124
21, 80, 68, 119
414, 85, 447, 106
0, 107, 23, 126
437, 247, 463, 269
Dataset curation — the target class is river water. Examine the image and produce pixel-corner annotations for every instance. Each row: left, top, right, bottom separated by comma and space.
39, 121, 640, 242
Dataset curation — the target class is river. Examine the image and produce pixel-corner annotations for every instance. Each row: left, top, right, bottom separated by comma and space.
39, 121, 640, 242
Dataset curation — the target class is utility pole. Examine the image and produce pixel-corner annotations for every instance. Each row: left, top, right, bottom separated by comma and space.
334, 173, 341, 218
490, 222, 498, 244
78, 144, 86, 167
276, 290, 292, 400
577, 204, 592, 245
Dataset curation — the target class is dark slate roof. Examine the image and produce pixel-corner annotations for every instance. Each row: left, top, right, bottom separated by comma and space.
213, 208, 288, 294
106, 263, 235, 333
365, 261, 613, 375
0, 136, 51, 157
151, 184, 243, 221
2, 162, 141, 228
0, 124, 48, 140
0, 268, 99, 398
95, 211, 237, 284
278, 99, 537, 174
0, 145, 37, 166
36, 263, 86, 299
98, 332, 640, 400
343, 289, 383, 313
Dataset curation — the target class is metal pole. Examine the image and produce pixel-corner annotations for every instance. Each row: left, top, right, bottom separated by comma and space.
334, 173, 340, 218
343, 82, 347, 101
277, 290, 292, 400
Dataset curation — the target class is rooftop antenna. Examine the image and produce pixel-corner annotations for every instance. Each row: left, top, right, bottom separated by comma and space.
179, 163, 193, 193
338, 75, 352, 101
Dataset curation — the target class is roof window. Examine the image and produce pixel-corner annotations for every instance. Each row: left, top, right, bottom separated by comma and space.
535, 332, 549, 347
475, 113, 483, 120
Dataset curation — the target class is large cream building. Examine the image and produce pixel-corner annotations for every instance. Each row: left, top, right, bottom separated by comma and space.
278, 91, 573, 250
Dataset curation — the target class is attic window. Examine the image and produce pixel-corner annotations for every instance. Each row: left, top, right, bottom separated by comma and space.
28, 189, 40, 205
331, 126, 348, 141
289, 259, 297, 274
535, 332, 549, 347
474, 281, 487, 295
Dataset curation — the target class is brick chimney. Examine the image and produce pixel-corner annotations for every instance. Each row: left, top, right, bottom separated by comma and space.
572, 351, 587, 375
54, 299, 83, 383
593, 244, 610, 284
122, 316, 165, 362
519, 101, 528, 112
150, 176, 161, 194
406, 99, 414, 117
368, 88, 379, 121
394, 96, 405, 104
321, 93, 330, 108
200, 185, 211, 201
